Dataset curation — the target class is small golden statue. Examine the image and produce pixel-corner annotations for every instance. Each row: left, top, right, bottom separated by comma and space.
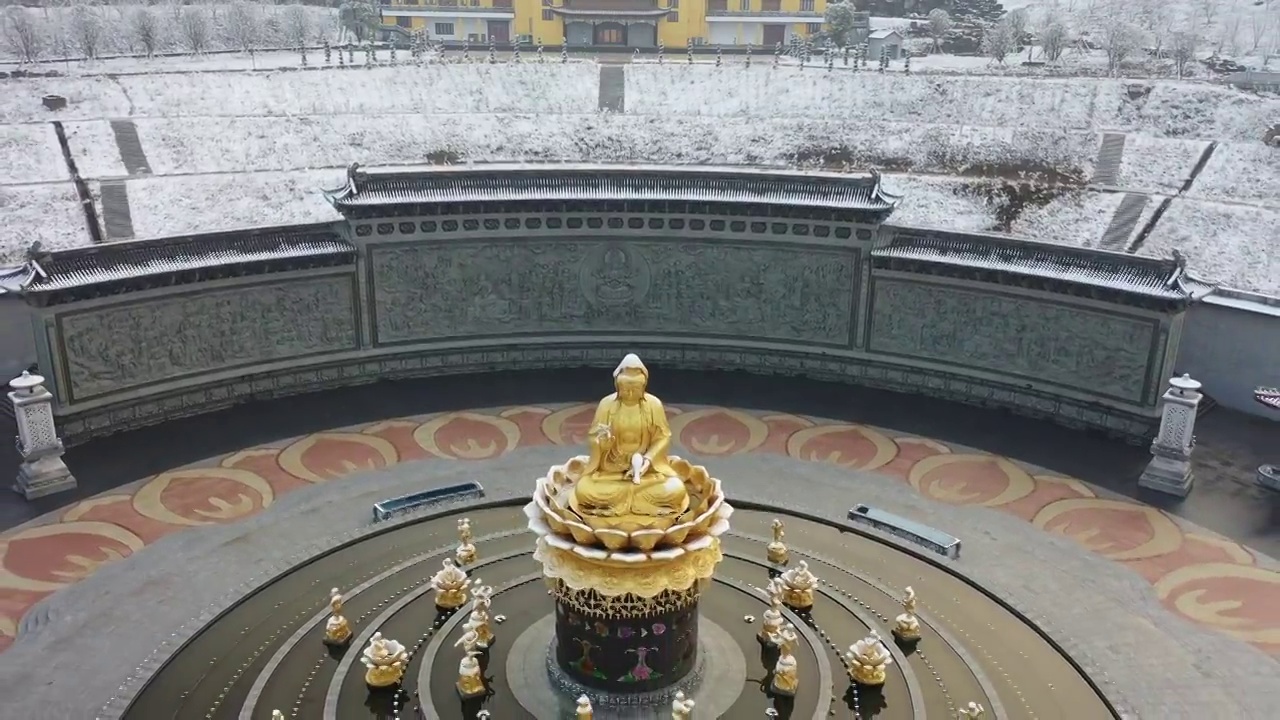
323, 587, 353, 647
464, 583, 495, 648
845, 632, 894, 687
758, 578, 785, 645
778, 559, 818, 611
671, 689, 696, 719
360, 632, 408, 688
271, 712, 285, 720
892, 585, 921, 642
431, 557, 471, 610
455, 648, 486, 699
769, 623, 800, 696
767, 518, 789, 564
959, 701, 986, 719
567, 354, 693, 533
575, 695, 594, 719
456, 517, 477, 565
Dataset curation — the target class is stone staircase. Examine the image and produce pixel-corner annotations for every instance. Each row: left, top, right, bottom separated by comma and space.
109, 119, 152, 175
1098, 193, 1149, 251
99, 180, 135, 241
598, 65, 625, 113
1091, 133, 1127, 186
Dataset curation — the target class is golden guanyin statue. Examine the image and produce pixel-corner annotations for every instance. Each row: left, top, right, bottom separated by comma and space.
568, 353, 691, 532
323, 587, 353, 646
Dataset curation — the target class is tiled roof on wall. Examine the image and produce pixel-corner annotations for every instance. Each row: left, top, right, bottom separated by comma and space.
18, 224, 354, 296
325, 163, 902, 213
873, 227, 1217, 302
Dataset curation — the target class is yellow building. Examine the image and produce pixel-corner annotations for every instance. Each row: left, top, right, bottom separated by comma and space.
379, 0, 831, 49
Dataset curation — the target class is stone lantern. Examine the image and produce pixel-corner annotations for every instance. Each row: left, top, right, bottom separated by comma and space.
8, 371, 77, 500
1138, 374, 1202, 497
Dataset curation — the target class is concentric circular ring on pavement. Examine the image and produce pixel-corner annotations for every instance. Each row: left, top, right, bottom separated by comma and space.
116, 501, 1114, 719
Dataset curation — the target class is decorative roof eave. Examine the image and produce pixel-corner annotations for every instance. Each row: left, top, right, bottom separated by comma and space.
872, 226, 1212, 305
17, 224, 355, 304
325, 162, 902, 217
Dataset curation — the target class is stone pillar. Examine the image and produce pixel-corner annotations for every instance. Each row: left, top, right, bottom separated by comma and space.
9, 371, 77, 500
1138, 374, 1202, 497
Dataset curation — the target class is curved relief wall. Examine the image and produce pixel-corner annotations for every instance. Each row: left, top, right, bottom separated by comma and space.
7, 166, 1209, 444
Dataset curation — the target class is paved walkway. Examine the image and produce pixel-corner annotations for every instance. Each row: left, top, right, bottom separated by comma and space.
1, 400, 1276, 665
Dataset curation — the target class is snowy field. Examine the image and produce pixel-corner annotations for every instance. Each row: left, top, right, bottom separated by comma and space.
0, 65, 599, 122
1139, 199, 1280, 294
1189, 143, 1280, 208
1, 58, 1277, 294
1010, 191, 1125, 249
56, 114, 1098, 179
0, 124, 68, 184
0, 184, 88, 261
1115, 136, 1208, 194
107, 169, 344, 240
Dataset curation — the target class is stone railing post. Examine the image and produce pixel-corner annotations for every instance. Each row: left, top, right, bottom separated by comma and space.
9, 371, 77, 500
1138, 374, 1202, 497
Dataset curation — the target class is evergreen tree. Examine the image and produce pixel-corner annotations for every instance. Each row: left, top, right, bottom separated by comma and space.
324, 40, 332, 64
715, 45, 722, 67
951, 0, 1004, 23
537, 38, 544, 62
745, 43, 752, 67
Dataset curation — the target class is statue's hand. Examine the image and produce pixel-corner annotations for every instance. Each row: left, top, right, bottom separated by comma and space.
590, 424, 613, 444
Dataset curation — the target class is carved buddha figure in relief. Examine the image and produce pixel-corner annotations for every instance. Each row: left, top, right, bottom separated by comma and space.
568, 354, 690, 532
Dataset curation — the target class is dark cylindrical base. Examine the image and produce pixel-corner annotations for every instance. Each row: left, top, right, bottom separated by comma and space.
552, 584, 700, 694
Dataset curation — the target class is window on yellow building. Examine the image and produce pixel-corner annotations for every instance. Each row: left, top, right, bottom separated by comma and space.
738, 0, 750, 10
669, 0, 679, 7
542, 9, 553, 19
708, 0, 727, 10
762, 0, 779, 10
396, 16, 411, 27
806, 22, 821, 33
494, 0, 512, 7
801, 0, 815, 10
435, 22, 455, 35
668, 11, 678, 21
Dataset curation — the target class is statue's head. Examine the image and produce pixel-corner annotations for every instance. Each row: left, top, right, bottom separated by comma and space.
613, 353, 649, 403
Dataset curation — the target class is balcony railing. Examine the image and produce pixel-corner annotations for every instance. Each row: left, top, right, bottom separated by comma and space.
706, 10, 823, 17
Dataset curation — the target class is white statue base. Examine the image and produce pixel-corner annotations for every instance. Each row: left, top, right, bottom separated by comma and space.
14, 447, 77, 500
1138, 453, 1193, 497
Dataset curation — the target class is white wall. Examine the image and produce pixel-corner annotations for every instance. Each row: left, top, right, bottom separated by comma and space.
1178, 294, 1280, 416
708, 23, 763, 46
0, 296, 36, 379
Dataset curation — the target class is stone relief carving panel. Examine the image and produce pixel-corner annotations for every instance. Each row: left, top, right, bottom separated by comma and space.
370, 239, 858, 346
868, 280, 1156, 403
59, 276, 358, 401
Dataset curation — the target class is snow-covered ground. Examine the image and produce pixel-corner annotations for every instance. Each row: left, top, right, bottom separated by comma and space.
1, 60, 1277, 295
1189, 143, 1280, 208
0, 184, 88, 261
1115, 136, 1208, 194
109, 170, 344, 240
1010, 190, 1125, 249
58, 114, 1096, 179
0, 124, 68, 184
1139, 199, 1280, 293
880, 174, 1000, 232
2, 65, 600, 122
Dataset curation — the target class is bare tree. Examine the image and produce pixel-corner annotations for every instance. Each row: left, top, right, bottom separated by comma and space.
127, 6, 161, 57
1006, 8, 1030, 41
223, 1, 264, 54
69, 3, 105, 59
281, 4, 312, 49
1101, 21, 1143, 74
926, 8, 953, 53
1198, 0, 1218, 26
1039, 10, 1070, 63
1170, 29, 1198, 78
1216, 12, 1242, 55
1249, 9, 1272, 52
2, 7, 46, 64
177, 5, 211, 54
982, 18, 1017, 63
